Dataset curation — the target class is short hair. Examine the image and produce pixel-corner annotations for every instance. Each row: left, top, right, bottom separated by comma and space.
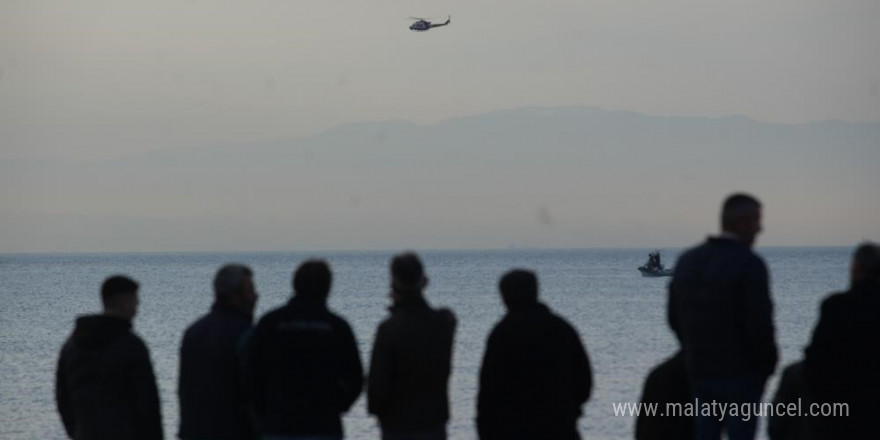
391, 252, 425, 288
214, 264, 253, 299
721, 193, 761, 229
101, 275, 138, 306
853, 242, 880, 282
499, 269, 539, 309
293, 260, 332, 299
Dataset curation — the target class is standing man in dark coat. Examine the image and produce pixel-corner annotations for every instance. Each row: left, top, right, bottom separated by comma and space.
804, 242, 880, 439
668, 193, 778, 440
56, 275, 164, 440
368, 252, 457, 440
178, 264, 258, 440
247, 260, 362, 440
477, 269, 593, 440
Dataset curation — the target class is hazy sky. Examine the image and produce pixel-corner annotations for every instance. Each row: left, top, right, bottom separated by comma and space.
2, 1, 878, 252
4, 0, 878, 159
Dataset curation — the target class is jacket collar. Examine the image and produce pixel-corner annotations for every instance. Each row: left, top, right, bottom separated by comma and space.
712, 232, 746, 243
287, 294, 328, 311
850, 279, 880, 296
210, 301, 253, 324
389, 294, 430, 313
707, 234, 749, 247
507, 301, 550, 314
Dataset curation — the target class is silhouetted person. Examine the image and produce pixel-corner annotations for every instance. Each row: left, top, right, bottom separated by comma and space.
368, 252, 457, 440
635, 351, 694, 440
668, 193, 778, 440
804, 242, 880, 439
246, 260, 362, 440
477, 269, 592, 440
178, 264, 258, 440
767, 361, 809, 440
56, 275, 163, 440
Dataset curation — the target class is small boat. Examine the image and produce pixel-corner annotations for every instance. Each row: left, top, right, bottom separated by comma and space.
638, 251, 673, 277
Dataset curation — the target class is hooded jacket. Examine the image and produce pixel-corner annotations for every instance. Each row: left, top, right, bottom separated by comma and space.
56, 315, 163, 440
368, 294, 457, 432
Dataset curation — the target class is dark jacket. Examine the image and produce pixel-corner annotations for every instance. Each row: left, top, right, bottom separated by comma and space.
635, 352, 693, 440
477, 303, 592, 440
367, 295, 456, 432
767, 361, 810, 440
178, 303, 254, 439
56, 315, 163, 440
668, 237, 778, 379
804, 279, 880, 439
247, 295, 362, 437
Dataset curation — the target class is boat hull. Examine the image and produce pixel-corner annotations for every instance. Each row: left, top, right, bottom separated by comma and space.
638, 267, 673, 277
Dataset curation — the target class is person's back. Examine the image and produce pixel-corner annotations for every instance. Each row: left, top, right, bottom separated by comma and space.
368, 252, 457, 440
635, 352, 693, 440
804, 243, 880, 438
670, 238, 777, 379
667, 193, 777, 440
477, 269, 592, 440
248, 260, 362, 439
56, 276, 163, 440
369, 296, 456, 432
178, 264, 257, 439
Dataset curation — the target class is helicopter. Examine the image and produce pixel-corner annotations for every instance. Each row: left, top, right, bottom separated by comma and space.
409, 15, 451, 31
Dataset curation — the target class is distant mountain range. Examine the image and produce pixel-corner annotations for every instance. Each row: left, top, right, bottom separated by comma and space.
3, 106, 878, 252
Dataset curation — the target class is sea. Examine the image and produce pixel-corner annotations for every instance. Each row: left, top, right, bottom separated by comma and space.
0, 247, 853, 440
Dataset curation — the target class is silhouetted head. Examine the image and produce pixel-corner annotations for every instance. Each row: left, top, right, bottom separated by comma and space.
851, 242, 880, 285
101, 275, 139, 321
390, 252, 428, 299
294, 259, 332, 302
214, 264, 257, 316
720, 193, 762, 246
499, 269, 539, 311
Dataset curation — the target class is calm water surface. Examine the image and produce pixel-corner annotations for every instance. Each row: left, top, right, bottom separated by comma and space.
0, 247, 851, 439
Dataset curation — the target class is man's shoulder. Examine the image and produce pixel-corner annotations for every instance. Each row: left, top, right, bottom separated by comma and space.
684, 237, 755, 256
536, 309, 582, 340
379, 305, 456, 331
183, 311, 213, 335
819, 291, 855, 316
674, 241, 712, 269
255, 304, 290, 328
324, 308, 356, 331
117, 330, 151, 359
185, 309, 251, 342
435, 307, 457, 325
496, 306, 569, 330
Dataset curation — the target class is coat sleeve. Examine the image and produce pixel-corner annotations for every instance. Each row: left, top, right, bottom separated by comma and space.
337, 321, 364, 412
56, 345, 75, 438
131, 339, 164, 440
367, 322, 392, 417
743, 258, 778, 377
